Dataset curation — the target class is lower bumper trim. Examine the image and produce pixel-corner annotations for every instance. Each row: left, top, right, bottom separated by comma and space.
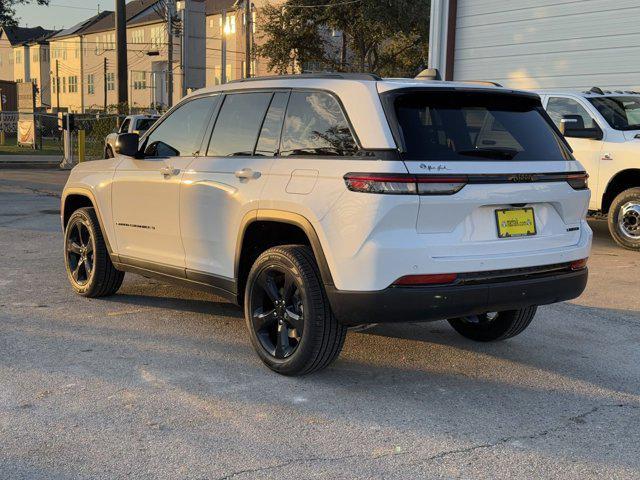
326, 268, 588, 325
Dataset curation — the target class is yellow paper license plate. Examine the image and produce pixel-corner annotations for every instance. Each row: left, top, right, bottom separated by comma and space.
495, 208, 536, 238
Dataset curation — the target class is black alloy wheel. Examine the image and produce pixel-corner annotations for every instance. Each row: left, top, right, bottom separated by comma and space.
66, 217, 94, 286
244, 245, 347, 376
250, 266, 305, 359
64, 207, 124, 297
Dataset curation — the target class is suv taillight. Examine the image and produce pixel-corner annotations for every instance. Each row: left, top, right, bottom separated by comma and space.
344, 173, 468, 195
566, 173, 589, 190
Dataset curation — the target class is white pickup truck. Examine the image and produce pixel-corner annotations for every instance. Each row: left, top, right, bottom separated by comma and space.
104, 114, 159, 159
536, 88, 640, 250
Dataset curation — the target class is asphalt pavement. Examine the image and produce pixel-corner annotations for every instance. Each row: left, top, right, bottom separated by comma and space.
0, 169, 639, 479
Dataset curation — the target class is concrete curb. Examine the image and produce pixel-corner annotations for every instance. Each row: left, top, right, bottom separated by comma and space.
0, 161, 62, 170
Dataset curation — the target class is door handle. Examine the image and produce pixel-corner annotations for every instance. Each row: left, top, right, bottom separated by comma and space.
234, 168, 261, 180
601, 153, 613, 161
160, 166, 180, 177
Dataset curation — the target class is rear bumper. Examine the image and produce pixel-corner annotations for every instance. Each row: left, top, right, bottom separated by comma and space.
326, 267, 588, 325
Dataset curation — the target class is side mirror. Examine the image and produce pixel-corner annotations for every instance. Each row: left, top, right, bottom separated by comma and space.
115, 133, 140, 157
560, 114, 603, 140
559, 116, 579, 135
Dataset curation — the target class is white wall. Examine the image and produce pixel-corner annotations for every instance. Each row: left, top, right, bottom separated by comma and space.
452, 0, 640, 91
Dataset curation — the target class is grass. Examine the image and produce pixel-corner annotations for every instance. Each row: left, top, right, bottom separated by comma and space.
0, 137, 62, 156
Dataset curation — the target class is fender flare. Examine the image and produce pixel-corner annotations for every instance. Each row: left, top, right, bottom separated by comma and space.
234, 209, 335, 287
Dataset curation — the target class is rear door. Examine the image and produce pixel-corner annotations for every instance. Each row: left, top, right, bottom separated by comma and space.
386, 89, 589, 260
180, 90, 283, 279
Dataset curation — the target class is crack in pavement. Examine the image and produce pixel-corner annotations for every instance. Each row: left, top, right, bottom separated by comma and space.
411, 403, 639, 467
213, 404, 639, 479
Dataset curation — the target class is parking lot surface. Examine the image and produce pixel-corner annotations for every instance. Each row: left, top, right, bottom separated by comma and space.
1, 169, 639, 479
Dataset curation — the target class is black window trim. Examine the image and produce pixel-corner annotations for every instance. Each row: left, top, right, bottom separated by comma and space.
139, 93, 220, 159
253, 90, 291, 157
200, 86, 396, 160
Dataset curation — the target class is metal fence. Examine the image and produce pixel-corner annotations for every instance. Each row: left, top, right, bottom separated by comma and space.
0, 111, 64, 154
72, 115, 119, 161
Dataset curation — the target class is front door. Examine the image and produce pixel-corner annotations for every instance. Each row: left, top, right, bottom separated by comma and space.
545, 96, 604, 209
112, 95, 218, 268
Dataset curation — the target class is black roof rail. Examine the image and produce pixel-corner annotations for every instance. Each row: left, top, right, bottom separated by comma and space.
228, 72, 382, 84
589, 87, 605, 95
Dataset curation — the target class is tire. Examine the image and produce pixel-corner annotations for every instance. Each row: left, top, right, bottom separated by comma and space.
105, 146, 114, 158
244, 245, 347, 376
607, 187, 640, 251
64, 207, 124, 297
448, 307, 537, 342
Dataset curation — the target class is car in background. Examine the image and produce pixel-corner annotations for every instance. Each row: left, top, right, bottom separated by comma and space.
104, 114, 160, 158
536, 88, 640, 250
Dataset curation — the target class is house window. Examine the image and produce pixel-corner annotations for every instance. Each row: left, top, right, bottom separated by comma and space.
131, 29, 144, 44
106, 72, 115, 91
151, 26, 164, 48
32, 49, 39, 62
14, 50, 22, 64
132, 71, 147, 90
52, 77, 56, 93
68, 76, 78, 93
87, 74, 94, 95
62, 77, 66, 93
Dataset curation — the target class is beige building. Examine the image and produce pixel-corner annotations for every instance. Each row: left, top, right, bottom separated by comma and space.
0, 26, 56, 108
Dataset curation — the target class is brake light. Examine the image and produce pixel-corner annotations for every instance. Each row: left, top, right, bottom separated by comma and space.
344, 173, 467, 195
393, 273, 458, 286
570, 258, 588, 270
566, 173, 589, 190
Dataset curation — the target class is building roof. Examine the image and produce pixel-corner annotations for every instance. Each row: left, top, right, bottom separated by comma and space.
0, 26, 56, 46
205, 0, 238, 15
52, 11, 113, 40
82, 0, 165, 36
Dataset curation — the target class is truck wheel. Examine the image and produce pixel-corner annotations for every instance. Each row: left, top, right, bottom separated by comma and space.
64, 207, 124, 297
608, 187, 640, 250
244, 245, 347, 376
448, 307, 537, 342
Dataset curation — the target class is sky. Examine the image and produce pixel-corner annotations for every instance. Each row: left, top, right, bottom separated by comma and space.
14, 0, 104, 30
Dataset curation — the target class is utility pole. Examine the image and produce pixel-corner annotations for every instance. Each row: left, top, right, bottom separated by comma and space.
103, 57, 108, 111
221, 9, 226, 84
244, 0, 251, 78
55, 59, 60, 111
115, 0, 128, 112
166, 0, 174, 107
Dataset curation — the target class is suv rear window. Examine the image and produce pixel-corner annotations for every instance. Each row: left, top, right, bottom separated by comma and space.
389, 91, 572, 161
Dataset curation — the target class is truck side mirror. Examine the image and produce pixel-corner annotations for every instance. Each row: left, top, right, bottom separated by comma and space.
560, 114, 603, 140
115, 133, 140, 157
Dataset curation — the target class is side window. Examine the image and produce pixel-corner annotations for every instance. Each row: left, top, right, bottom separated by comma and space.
207, 92, 273, 156
255, 92, 289, 156
145, 96, 217, 157
280, 91, 358, 156
119, 118, 130, 133
547, 97, 598, 130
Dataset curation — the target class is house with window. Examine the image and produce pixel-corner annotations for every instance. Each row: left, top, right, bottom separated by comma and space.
428, 0, 640, 90
49, 11, 113, 112
0, 26, 54, 83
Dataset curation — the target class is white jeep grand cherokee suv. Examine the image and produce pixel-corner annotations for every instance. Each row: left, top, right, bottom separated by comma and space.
61, 74, 592, 375
536, 88, 640, 249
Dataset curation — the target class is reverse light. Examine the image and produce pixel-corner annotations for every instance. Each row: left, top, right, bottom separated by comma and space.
393, 273, 458, 286
344, 173, 467, 195
570, 258, 588, 271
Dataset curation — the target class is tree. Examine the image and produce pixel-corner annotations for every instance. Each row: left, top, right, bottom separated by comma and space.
1, 0, 49, 28
256, 0, 430, 77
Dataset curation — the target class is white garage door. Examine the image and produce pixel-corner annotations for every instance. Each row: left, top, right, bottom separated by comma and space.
453, 0, 640, 91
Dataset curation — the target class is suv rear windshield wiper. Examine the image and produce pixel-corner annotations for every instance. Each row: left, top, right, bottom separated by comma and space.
456, 148, 519, 160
